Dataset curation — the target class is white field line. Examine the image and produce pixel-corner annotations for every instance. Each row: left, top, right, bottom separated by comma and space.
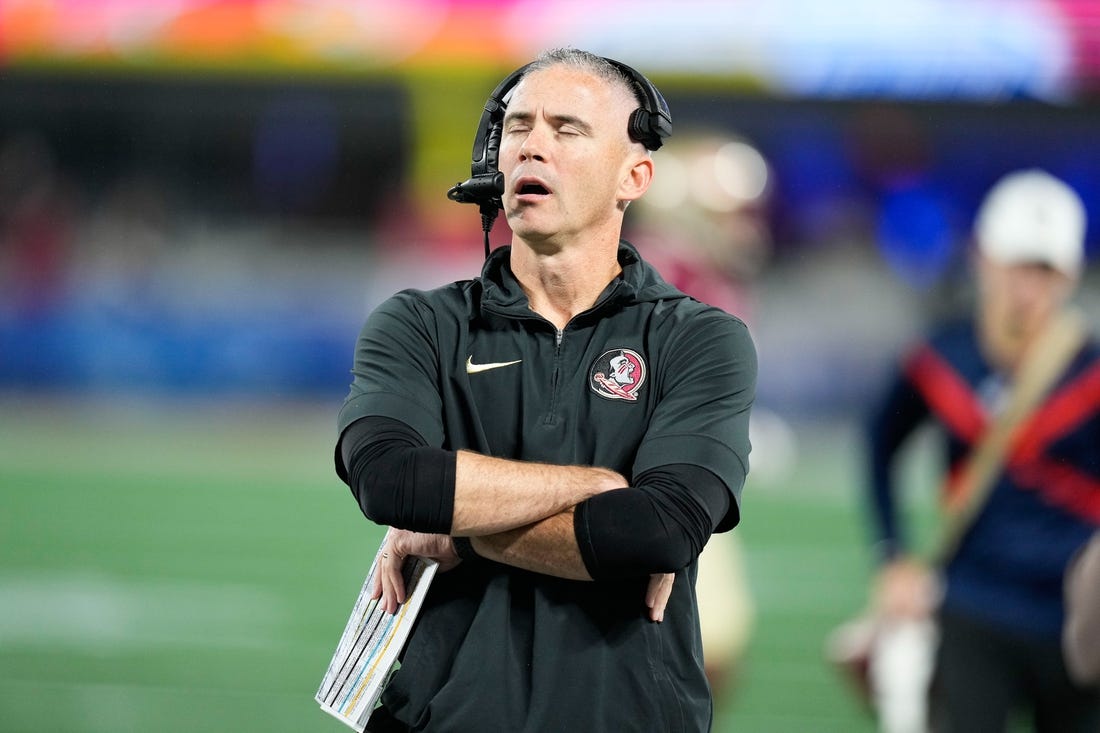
0, 573, 289, 652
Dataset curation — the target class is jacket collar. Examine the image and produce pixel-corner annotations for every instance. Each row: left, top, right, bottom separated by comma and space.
476, 240, 684, 319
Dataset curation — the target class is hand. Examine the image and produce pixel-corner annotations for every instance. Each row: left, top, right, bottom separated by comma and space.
873, 557, 939, 621
645, 572, 675, 622
371, 528, 462, 614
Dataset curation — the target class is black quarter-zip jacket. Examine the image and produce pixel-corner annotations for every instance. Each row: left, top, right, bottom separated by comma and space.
336, 241, 756, 732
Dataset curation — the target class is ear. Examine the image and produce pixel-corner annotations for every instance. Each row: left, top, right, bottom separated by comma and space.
617, 154, 654, 206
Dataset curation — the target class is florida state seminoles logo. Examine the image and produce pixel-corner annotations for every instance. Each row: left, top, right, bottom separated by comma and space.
590, 348, 647, 401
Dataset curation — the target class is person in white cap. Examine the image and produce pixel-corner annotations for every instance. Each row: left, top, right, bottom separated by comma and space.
861, 169, 1100, 732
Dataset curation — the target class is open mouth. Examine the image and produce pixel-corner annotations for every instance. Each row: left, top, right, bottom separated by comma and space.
515, 177, 552, 199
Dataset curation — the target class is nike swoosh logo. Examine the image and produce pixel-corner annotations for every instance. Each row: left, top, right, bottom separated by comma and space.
466, 356, 522, 374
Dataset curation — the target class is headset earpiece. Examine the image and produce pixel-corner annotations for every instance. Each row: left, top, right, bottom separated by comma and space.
616, 69, 672, 151
481, 116, 503, 181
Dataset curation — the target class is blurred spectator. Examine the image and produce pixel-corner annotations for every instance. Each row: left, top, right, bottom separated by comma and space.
0, 132, 76, 316
863, 169, 1100, 731
627, 127, 772, 322
78, 173, 172, 300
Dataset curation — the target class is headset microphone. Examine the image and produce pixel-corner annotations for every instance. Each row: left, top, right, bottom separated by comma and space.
447, 172, 505, 258
447, 172, 504, 205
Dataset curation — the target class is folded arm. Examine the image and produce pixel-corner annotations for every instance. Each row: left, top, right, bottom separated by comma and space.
469, 462, 731, 580
339, 416, 625, 539
339, 417, 730, 581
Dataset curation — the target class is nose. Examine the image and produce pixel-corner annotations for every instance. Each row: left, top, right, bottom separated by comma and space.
518, 125, 547, 162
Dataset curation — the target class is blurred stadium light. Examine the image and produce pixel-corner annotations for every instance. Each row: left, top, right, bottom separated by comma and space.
2, 0, 1097, 101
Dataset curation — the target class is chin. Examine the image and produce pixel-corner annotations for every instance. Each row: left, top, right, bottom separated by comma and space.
505, 214, 552, 244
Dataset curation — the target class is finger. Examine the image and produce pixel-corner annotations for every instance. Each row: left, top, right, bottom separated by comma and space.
371, 530, 392, 605
391, 557, 407, 606
645, 575, 659, 609
644, 572, 671, 607
645, 575, 659, 622
380, 561, 396, 614
646, 573, 674, 623
382, 559, 399, 614
386, 539, 408, 606
370, 544, 392, 602
378, 530, 403, 613
380, 556, 408, 614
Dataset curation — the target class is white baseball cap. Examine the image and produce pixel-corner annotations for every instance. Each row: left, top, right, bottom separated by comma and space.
974, 169, 1087, 276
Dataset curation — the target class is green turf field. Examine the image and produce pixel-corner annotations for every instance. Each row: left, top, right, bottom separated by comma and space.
0, 394, 935, 732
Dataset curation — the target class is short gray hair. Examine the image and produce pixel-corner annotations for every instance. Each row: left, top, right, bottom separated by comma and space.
523, 47, 643, 111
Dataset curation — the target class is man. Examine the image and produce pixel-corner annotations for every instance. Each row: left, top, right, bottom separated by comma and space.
864, 169, 1100, 731
334, 48, 756, 732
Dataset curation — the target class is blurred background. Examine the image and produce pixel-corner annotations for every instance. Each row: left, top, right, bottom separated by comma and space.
1, 1, 1099, 731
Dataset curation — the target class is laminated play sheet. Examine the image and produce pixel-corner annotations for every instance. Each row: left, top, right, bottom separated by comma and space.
316, 545, 437, 731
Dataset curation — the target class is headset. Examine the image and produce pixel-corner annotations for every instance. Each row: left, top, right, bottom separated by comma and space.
447, 56, 673, 257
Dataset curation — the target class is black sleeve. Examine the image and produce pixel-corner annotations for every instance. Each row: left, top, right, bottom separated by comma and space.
337, 415, 456, 534
866, 369, 930, 562
573, 463, 731, 580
